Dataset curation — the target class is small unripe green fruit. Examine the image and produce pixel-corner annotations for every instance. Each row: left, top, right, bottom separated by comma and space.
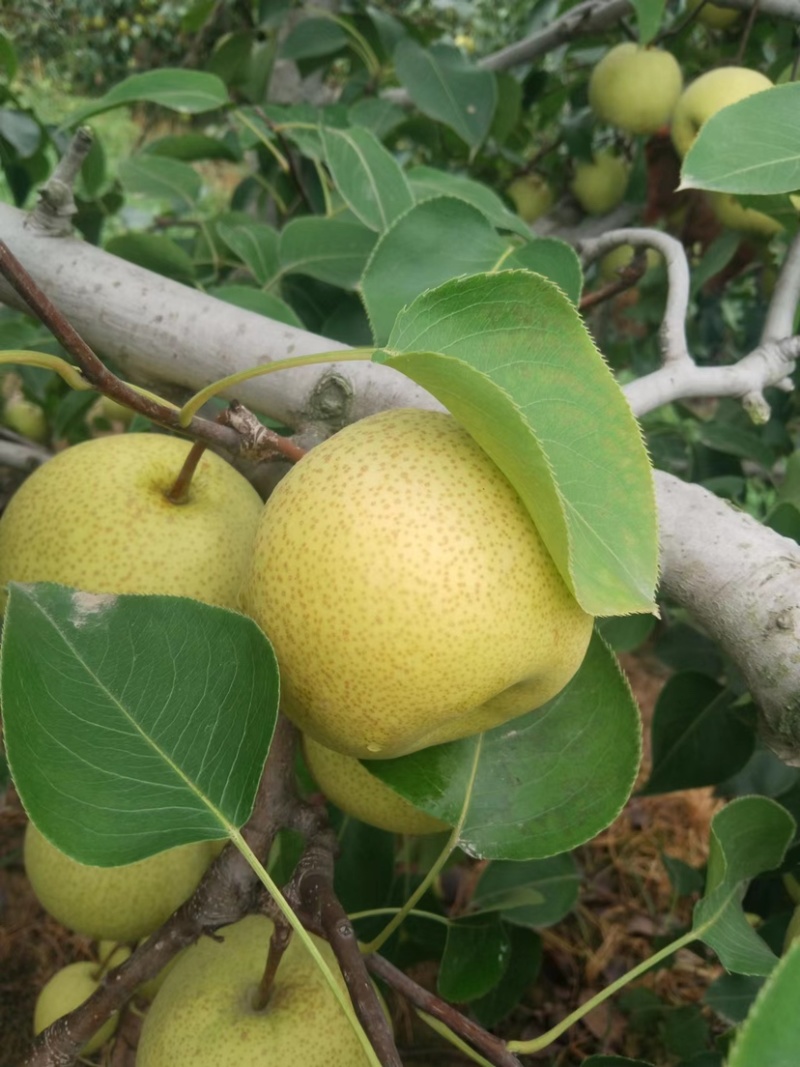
687, 0, 741, 29
709, 192, 783, 237
137, 914, 385, 1066
0, 432, 263, 612
570, 151, 630, 216
506, 174, 555, 224
246, 409, 592, 760
671, 67, 773, 157
589, 44, 683, 135
24, 822, 218, 942
303, 735, 449, 835
34, 961, 118, 1053
2, 397, 47, 442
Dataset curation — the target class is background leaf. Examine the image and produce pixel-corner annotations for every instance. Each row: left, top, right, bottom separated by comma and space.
209, 285, 302, 328
379, 272, 658, 615
216, 219, 280, 284
1, 584, 279, 865
437, 914, 511, 1002
104, 233, 196, 284
118, 156, 201, 213
682, 84, 800, 195
629, 0, 666, 43
367, 632, 641, 860
726, 937, 800, 1066
472, 853, 581, 927
279, 216, 377, 288
321, 125, 414, 232
65, 69, 229, 125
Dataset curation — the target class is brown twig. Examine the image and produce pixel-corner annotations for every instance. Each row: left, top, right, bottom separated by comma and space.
579, 256, 648, 312
0, 240, 304, 465
165, 440, 209, 504
254, 916, 294, 1010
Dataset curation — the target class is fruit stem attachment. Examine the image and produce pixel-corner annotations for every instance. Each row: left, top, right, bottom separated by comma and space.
361, 737, 483, 956
177, 348, 377, 428
253, 916, 293, 1011
165, 440, 208, 505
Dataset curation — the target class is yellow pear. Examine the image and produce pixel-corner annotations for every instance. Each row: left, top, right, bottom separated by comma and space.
687, 0, 741, 29
589, 44, 683, 135
33, 961, 118, 1054
0, 431, 263, 611
570, 151, 630, 216
506, 174, 555, 223
2, 396, 48, 442
246, 408, 593, 760
137, 914, 382, 1066
24, 821, 218, 942
303, 734, 449, 835
671, 66, 773, 157
708, 192, 783, 237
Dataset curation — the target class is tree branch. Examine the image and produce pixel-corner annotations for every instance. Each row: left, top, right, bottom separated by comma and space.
762, 229, 800, 342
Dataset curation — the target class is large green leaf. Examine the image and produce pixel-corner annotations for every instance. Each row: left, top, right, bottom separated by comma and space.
393, 39, 496, 149
366, 632, 641, 860
65, 70, 229, 126
377, 272, 658, 615
726, 938, 800, 1066
472, 853, 581, 928
321, 125, 414, 232
693, 797, 795, 976
681, 84, 800, 195
118, 156, 201, 213
279, 217, 377, 289
1, 584, 279, 865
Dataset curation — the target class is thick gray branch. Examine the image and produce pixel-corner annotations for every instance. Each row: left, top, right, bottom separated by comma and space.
0, 203, 798, 761
657, 473, 800, 764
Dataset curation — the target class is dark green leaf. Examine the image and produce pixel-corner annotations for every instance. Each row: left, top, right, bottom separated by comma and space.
321, 125, 414, 231
347, 98, 405, 140
0, 30, 18, 81
209, 285, 302, 328
0, 109, 41, 157
641, 673, 755, 795
280, 17, 350, 60
504, 237, 583, 306
726, 937, 800, 1066
118, 156, 201, 212
145, 133, 241, 162
1, 585, 278, 865
765, 502, 800, 544
473, 853, 580, 927
697, 422, 775, 469
334, 821, 397, 916
663, 1005, 709, 1059
662, 853, 705, 897
279, 216, 377, 288
407, 166, 530, 238
216, 219, 279, 284
394, 39, 496, 149
368, 632, 641, 860
470, 926, 541, 1027
704, 973, 765, 1025
379, 271, 658, 615
104, 234, 196, 284
630, 0, 666, 43
654, 622, 723, 676
596, 614, 656, 652
693, 797, 795, 975
65, 70, 229, 126
438, 914, 511, 1002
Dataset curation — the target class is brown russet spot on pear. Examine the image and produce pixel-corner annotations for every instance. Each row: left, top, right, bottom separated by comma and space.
137, 914, 382, 1067
246, 408, 593, 760
0, 432, 263, 611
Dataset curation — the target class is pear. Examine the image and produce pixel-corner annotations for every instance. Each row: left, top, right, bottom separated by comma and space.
24, 822, 219, 942
671, 67, 772, 157
708, 192, 783, 238
137, 914, 382, 1066
2, 396, 48, 442
0, 431, 263, 611
506, 174, 555, 224
687, 0, 741, 30
303, 734, 450, 835
570, 151, 630, 216
33, 961, 118, 1054
589, 44, 683, 135
246, 409, 593, 760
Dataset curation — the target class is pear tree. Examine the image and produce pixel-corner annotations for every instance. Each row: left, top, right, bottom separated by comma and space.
1, 2, 800, 1066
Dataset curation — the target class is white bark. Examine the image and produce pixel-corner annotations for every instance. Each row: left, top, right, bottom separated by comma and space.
0, 202, 798, 759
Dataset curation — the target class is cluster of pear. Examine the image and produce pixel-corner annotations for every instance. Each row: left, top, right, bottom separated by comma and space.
3, 407, 593, 1058
507, 32, 778, 242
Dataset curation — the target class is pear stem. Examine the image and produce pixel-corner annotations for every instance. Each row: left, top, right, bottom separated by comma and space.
165, 440, 208, 505
253, 917, 293, 1011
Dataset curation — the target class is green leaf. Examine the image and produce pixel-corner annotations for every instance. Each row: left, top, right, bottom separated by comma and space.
118, 156, 201, 213
726, 938, 800, 1066
145, 133, 241, 162
362, 196, 508, 345
378, 271, 658, 615
367, 632, 641, 860
697, 421, 775, 469
596, 614, 656, 652
280, 17, 349, 60
393, 39, 497, 150
682, 84, 800, 196
0, 30, 18, 81
209, 285, 302, 329
765, 502, 800, 544
641, 673, 755, 795
704, 973, 765, 1025
347, 98, 405, 140
321, 125, 414, 232
472, 853, 580, 927
662, 852, 705, 897
470, 927, 541, 1027
65, 70, 229, 126
104, 234, 196, 284
693, 797, 795, 975
407, 165, 531, 238
279, 217, 377, 289
629, 0, 666, 43
216, 220, 279, 285
0, 109, 41, 158
1, 584, 279, 866
504, 237, 583, 306
438, 914, 511, 1002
